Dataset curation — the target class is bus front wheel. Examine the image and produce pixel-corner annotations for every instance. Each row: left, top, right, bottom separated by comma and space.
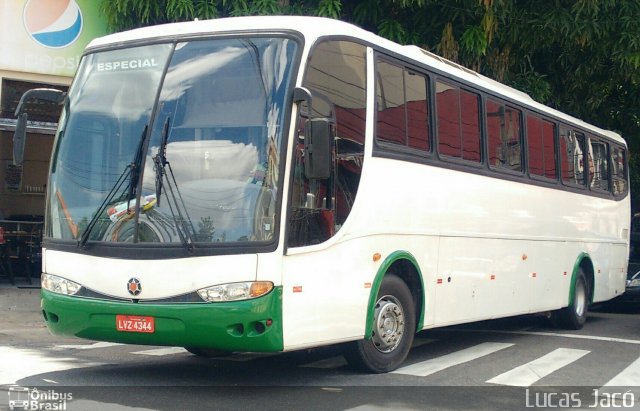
550, 268, 589, 330
344, 274, 415, 373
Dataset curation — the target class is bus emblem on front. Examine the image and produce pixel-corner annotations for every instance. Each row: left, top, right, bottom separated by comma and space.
127, 278, 142, 296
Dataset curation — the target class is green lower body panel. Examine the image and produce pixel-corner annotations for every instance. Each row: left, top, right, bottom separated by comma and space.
41, 287, 283, 352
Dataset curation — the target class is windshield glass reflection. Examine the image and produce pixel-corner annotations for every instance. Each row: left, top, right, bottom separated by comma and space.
46, 37, 297, 246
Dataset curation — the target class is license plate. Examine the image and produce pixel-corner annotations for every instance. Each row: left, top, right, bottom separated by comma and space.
116, 315, 155, 333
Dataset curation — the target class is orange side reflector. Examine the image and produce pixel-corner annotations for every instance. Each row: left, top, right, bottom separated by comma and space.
364, 282, 372, 289
437, 278, 443, 284
293, 286, 303, 293
373, 253, 381, 262
490, 274, 496, 280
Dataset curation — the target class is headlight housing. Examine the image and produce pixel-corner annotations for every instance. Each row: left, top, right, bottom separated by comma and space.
628, 278, 640, 288
41, 274, 81, 296
197, 281, 273, 302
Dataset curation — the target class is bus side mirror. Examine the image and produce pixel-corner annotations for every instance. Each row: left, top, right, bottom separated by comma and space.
304, 118, 332, 180
13, 88, 65, 166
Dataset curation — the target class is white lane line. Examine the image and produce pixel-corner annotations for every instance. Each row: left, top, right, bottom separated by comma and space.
487, 348, 590, 387
603, 355, 640, 387
0, 347, 101, 385
131, 347, 187, 356
301, 356, 348, 369
392, 342, 514, 377
449, 328, 640, 345
53, 342, 123, 350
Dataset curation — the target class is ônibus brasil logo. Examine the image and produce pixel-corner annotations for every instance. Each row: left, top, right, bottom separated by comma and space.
23, 0, 83, 49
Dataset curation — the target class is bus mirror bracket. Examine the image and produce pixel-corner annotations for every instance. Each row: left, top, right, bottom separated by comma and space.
294, 87, 312, 118
303, 118, 332, 180
13, 88, 66, 166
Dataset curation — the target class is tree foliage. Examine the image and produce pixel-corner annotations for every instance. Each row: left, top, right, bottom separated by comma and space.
101, 0, 640, 209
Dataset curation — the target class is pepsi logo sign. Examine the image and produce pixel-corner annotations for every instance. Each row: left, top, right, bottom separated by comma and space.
23, 0, 83, 49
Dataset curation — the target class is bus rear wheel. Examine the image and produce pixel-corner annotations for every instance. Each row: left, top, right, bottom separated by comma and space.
185, 347, 231, 358
550, 268, 589, 330
344, 274, 415, 373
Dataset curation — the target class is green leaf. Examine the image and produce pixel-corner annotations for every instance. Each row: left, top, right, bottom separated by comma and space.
317, 0, 342, 19
460, 25, 488, 57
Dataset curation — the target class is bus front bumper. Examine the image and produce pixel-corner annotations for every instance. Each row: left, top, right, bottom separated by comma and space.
40, 287, 283, 352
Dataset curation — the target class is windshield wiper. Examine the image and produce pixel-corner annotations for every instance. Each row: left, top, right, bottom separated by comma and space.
78, 124, 148, 248
153, 116, 197, 252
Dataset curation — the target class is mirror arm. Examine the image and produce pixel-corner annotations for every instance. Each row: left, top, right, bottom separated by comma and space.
15, 88, 66, 117
293, 87, 312, 116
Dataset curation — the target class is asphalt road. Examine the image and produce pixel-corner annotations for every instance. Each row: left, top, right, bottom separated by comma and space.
1, 288, 639, 411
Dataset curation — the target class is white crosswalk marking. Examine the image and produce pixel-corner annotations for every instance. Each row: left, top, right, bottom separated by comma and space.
603, 355, 640, 387
53, 342, 123, 350
392, 342, 514, 377
0, 347, 101, 384
486, 348, 590, 387
132, 347, 187, 356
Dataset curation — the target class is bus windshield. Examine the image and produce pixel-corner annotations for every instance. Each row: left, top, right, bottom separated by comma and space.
47, 37, 298, 245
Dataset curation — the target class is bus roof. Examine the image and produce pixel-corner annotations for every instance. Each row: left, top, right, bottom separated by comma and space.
88, 16, 624, 145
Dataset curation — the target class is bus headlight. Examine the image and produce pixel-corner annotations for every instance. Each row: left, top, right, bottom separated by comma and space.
197, 281, 273, 302
41, 274, 81, 296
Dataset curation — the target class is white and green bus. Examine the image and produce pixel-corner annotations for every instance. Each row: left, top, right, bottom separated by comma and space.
31, 16, 629, 373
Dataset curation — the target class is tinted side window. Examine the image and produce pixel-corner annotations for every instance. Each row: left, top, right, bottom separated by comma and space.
461, 90, 481, 162
376, 60, 406, 145
611, 146, 628, 196
436, 82, 461, 157
405, 71, 430, 151
487, 99, 522, 171
589, 138, 609, 191
527, 115, 557, 179
559, 127, 586, 186
436, 81, 480, 161
376, 59, 430, 151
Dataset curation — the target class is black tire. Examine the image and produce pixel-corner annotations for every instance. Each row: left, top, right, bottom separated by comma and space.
344, 274, 416, 373
550, 268, 589, 330
185, 347, 231, 358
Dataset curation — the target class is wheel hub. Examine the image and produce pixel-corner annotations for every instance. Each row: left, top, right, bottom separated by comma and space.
575, 280, 586, 317
372, 296, 405, 353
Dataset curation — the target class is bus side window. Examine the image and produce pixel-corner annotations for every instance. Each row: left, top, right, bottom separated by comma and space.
560, 127, 586, 186
436, 82, 481, 162
588, 137, 610, 191
487, 99, 522, 172
375, 59, 430, 152
527, 115, 557, 179
611, 146, 628, 196
376, 60, 406, 145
